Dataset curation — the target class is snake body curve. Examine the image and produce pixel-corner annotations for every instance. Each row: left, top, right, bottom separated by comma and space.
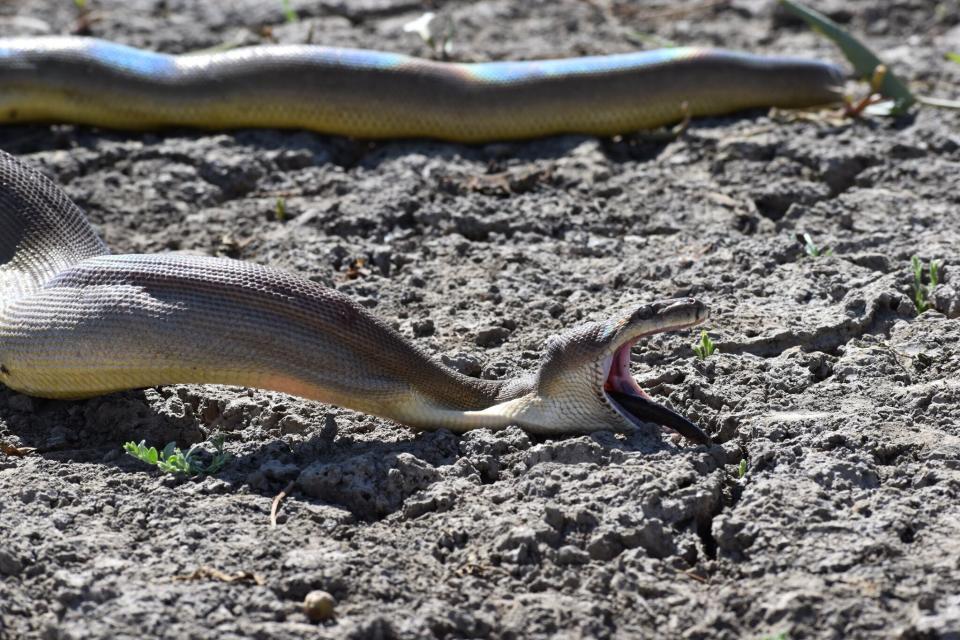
0, 37, 844, 141
0, 35, 842, 438
0, 151, 709, 439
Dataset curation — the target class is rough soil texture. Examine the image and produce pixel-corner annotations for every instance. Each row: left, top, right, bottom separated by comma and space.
1, 1, 959, 638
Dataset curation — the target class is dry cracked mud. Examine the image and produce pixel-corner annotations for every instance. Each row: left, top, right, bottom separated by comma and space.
1, 1, 959, 638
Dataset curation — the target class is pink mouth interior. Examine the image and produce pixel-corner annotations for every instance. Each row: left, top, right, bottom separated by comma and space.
603, 339, 650, 399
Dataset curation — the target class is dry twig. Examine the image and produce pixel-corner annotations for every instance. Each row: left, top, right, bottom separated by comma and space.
271, 480, 296, 527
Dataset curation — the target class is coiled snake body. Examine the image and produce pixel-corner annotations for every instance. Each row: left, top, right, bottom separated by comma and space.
0, 37, 843, 439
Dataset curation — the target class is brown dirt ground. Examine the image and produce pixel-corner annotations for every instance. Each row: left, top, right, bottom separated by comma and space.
1, 1, 959, 638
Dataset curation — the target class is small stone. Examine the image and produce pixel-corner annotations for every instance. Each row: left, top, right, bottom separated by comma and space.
371, 246, 392, 276
544, 504, 565, 530
556, 545, 589, 566
259, 459, 301, 482
931, 284, 960, 319
475, 325, 511, 348
496, 526, 538, 552
0, 549, 23, 575
621, 518, 676, 559
586, 530, 624, 561
846, 253, 891, 273
441, 352, 483, 377
712, 514, 757, 553
304, 590, 336, 622
320, 414, 338, 440
400, 289, 424, 305
481, 361, 510, 380
412, 318, 435, 337
279, 415, 309, 435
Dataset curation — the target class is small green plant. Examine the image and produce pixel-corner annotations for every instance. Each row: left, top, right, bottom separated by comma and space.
911, 255, 940, 313
275, 197, 287, 221
692, 331, 716, 360
124, 436, 228, 476
737, 459, 747, 478
281, 0, 298, 23
801, 233, 832, 258
74, 0, 87, 8
778, 0, 914, 113
947, 52, 960, 64
780, 0, 960, 113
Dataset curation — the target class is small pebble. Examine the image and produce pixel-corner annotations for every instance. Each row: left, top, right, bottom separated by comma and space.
304, 590, 336, 621
441, 352, 483, 377
412, 318, 435, 337
475, 325, 511, 348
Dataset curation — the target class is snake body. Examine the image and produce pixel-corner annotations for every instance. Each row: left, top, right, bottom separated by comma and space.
0, 151, 709, 439
0, 35, 844, 438
0, 37, 843, 141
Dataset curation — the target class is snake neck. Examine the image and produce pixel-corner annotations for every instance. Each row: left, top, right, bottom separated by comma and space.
389, 364, 539, 433
354, 323, 540, 432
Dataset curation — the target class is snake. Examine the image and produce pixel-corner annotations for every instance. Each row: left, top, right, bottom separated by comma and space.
0, 36, 844, 142
0, 36, 844, 441
0, 150, 710, 441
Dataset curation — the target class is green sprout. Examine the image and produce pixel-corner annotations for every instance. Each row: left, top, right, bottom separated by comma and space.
281, 0, 298, 23
911, 256, 940, 313
947, 52, 960, 64
275, 197, 287, 221
737, 459, 747, 479
625, 31, 677, 49
124, 436, 228, 476
692, 331, 716, 360
801, 233, 832, 258
74, 0, 87, 8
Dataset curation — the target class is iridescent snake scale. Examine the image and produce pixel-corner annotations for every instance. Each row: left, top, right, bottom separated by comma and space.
0, 37, 845, 440
0, 37, 843, 142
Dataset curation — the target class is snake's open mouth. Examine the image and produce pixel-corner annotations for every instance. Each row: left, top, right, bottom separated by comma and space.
602, 339, 712, 445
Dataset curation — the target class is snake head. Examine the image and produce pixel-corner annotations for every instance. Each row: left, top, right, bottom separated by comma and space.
523, 298, 711, 443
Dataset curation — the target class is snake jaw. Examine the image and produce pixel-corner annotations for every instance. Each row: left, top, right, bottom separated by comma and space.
603, 338, 650, 399
518, 298, 712, 437
597, 303, 713, 445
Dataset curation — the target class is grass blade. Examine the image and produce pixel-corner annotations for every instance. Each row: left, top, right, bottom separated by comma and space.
916, 95, 960, 110
778, 0, 915, 112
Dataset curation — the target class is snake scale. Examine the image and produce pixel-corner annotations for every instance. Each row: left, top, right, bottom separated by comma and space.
0, 36, 845, 440
0, 37, 843, 141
